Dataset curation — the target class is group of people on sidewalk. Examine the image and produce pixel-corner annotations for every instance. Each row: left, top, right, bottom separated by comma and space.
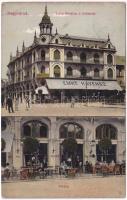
2, 95, 31, 113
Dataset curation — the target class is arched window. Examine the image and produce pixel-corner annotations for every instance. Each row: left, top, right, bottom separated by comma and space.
55, 39, 58, 44
40, 125, 48, 138
60, 123, 83, 139
23, 125, 31, 137
108, 68, 113, 79
80, 67, 86, 77
23, 121, 48, 138
41, 66, 45, 73
108, 44, 111, 49
94, 53, 99, 64
54, 50, 60, 60
96, 124, 117, 140
54, 65, 60, 78
107, 54, 113, 65
94, 68, 99, 77
41, 50, 45, 60
67, 51, 73, 60
80, 52, 86, 62
67, 67, 73, 76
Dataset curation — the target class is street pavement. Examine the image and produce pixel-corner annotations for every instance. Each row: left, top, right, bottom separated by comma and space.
2, 176, 125, 198
1, 102, 125, 117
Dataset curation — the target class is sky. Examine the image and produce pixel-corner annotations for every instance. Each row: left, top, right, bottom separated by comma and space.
1, 2, 125, 79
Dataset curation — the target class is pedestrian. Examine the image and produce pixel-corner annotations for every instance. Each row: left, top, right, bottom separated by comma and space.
1, 94, 5, 108
25, 95, 30, 110
6, 96, 14, 113
71, 97, 75, 108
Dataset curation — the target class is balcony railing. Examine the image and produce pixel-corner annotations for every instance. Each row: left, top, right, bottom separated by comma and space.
36, 73, 49, 78
35, 58, 49, 62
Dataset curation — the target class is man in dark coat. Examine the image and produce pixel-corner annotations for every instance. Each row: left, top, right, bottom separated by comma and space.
6, 96, 14, 113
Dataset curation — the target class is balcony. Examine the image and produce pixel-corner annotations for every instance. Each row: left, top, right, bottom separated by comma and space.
35, 57, 49, 63
36, 73, 49, 78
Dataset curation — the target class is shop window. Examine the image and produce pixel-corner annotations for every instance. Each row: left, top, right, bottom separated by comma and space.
54, 50, 60, 60
107, 54, 113, 65
67, 51, 73, 60
94, 68, 99, 77
108, 68, 113, 79
94, 53, 100, 64
67, 67, 73, 76
54, 65, 60, 78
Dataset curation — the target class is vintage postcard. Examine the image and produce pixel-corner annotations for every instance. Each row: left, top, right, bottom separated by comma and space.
1, 2, 126, 198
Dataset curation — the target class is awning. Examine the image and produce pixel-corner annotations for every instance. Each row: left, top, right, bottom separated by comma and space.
46, 79, 122, 91
2, 132, 14, 153
35, 86, 49, 94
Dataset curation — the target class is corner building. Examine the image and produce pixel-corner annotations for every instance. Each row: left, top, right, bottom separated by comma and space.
7, 6, 122, 101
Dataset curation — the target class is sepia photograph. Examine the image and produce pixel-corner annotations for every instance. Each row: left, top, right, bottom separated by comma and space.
1, 2, 126, 198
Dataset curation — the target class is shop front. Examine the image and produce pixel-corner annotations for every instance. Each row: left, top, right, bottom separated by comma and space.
45, 78, 123, 103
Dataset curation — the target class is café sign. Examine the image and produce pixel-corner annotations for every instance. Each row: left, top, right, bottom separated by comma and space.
46, 79, 122, 91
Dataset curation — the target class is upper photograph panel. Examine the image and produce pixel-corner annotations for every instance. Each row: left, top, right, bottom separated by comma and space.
1, 2, 125, 117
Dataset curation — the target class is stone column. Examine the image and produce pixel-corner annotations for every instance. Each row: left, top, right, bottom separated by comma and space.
48, 117, 58, 167
12, 117, 22, 169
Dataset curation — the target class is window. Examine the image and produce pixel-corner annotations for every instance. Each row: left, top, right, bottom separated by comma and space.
54, 65, 60, 78
66, 51, 73, 60
94, 68, 99, 77
23, 121, 48, 138
60, 123, 83, 139
108, 68, 113, 79
94, 53, 99, 64
80, 67, 86, 77
54, 49, 60, 60
23, 125, 31, 137
108, 44, 111, 49
40, 125, 48, 137
107, 54, 113, 65
41, 50, 45, 60
80, 53, 86, 62
67, 67, 73, 76
96, 124, 117, 140
55, 39, 58, 44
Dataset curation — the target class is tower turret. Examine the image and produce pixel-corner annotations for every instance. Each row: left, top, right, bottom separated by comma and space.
39, 5, 53, 36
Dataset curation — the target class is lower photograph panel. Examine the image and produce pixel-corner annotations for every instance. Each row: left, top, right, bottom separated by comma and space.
1, 116, 126, 198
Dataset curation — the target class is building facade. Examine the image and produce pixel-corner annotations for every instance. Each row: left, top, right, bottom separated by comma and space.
6, 6, 122, 101
1, 116, 125, 169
